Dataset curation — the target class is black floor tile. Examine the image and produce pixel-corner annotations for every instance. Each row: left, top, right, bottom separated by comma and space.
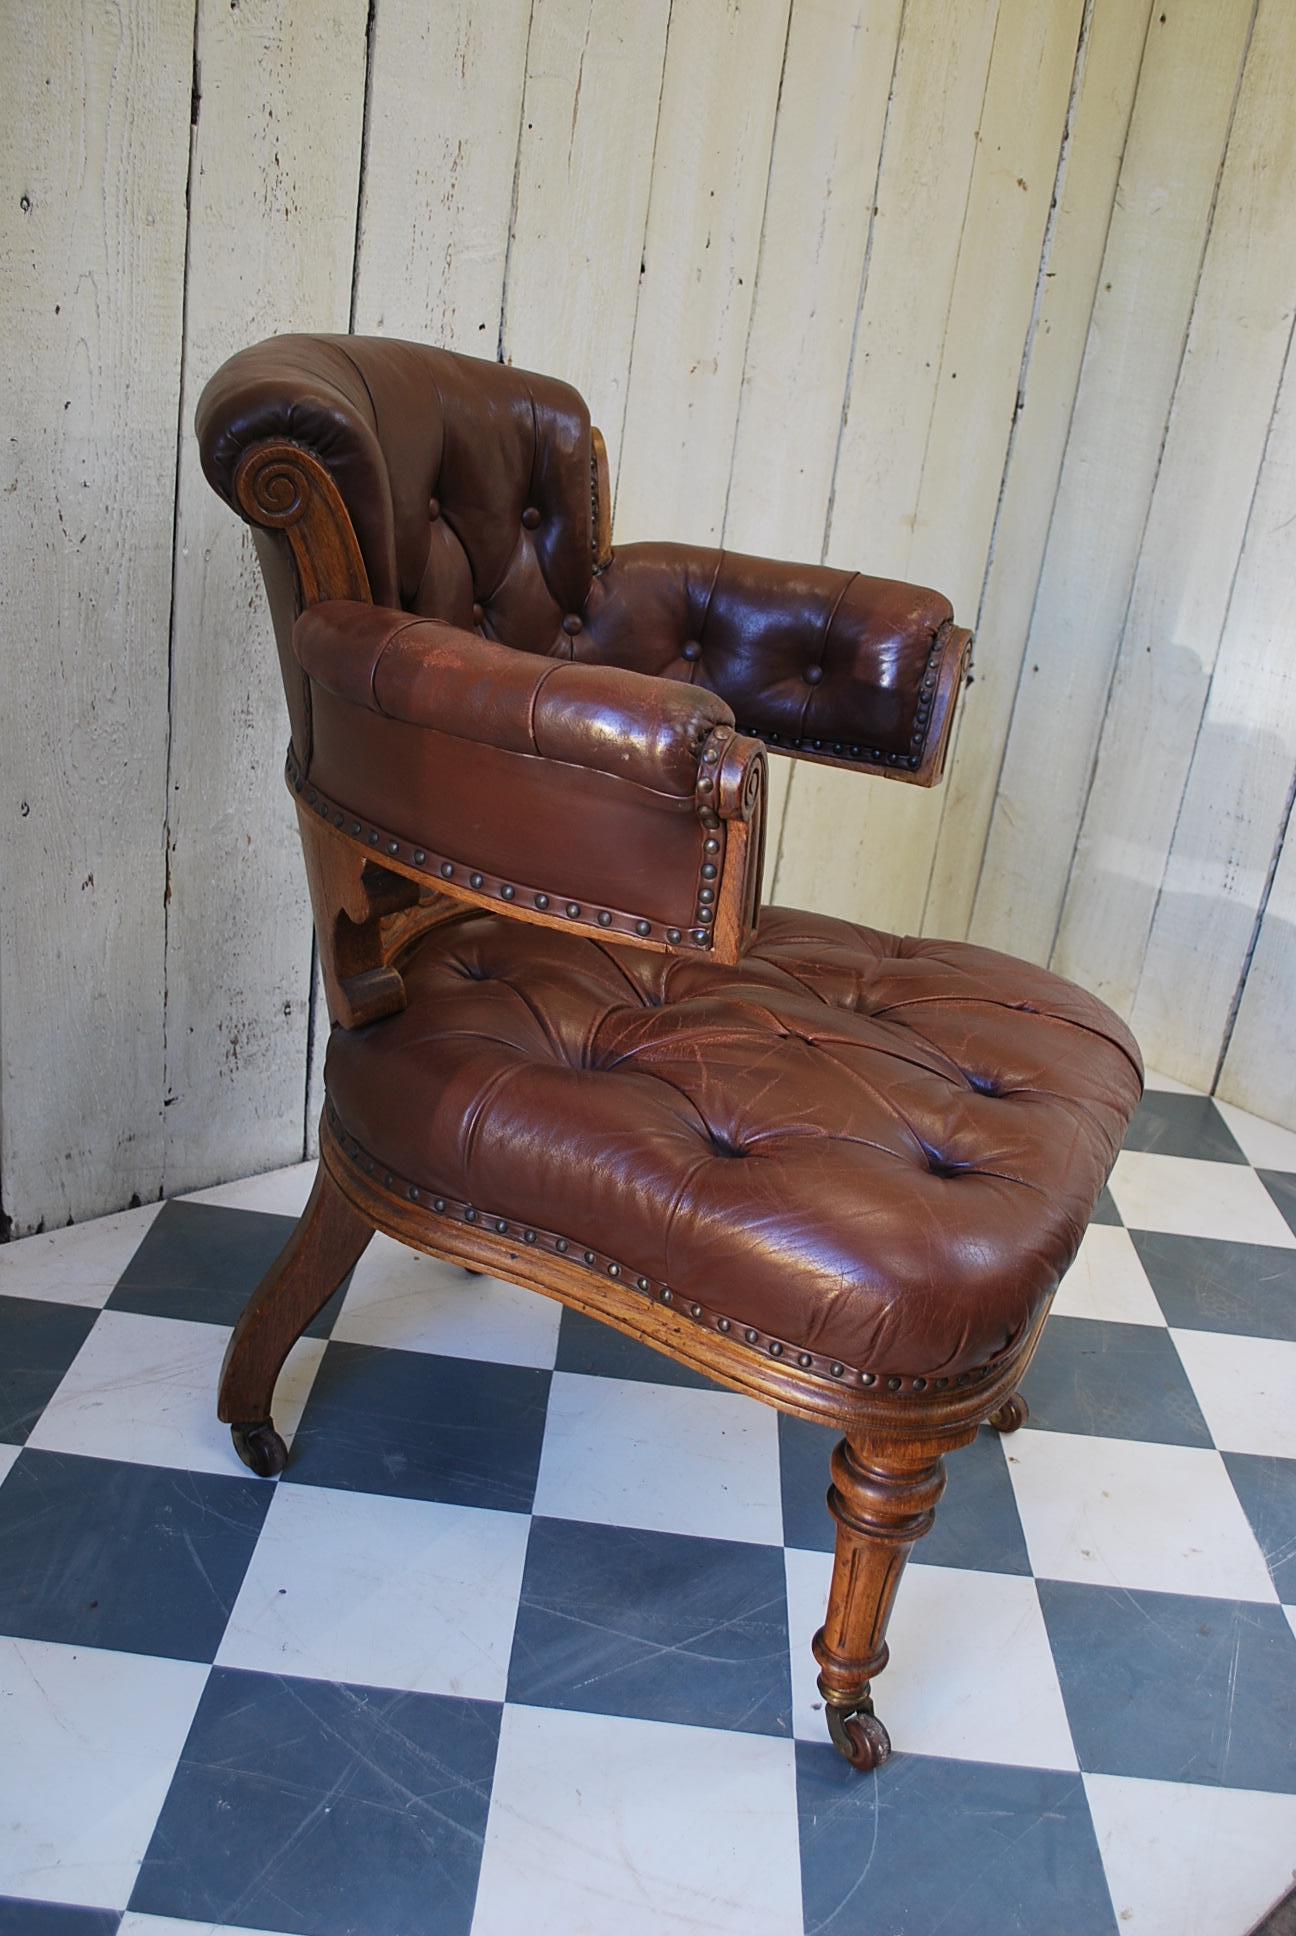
796, 1746, 1117, 1936
284, 1342, 550, 1513
0, 1299, 97, 1445
508, 1515, 791, 1735
0, 1448, 269, 1659
1223, 1452, 1296, 1604
0, 1903, 119, 1936
1040, 1580, 1296, 1792
107, 1198, 348, 1335
554, 1305, 720, 1391
1123, 1093, 1247, 1163
130, 1667, 499, 1936
1022, 1315, 1212, 1446
1132, 1229, 1296, 1340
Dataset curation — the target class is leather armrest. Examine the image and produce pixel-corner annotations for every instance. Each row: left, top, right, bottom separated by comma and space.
582, 542, 972, 784
291, 601, 767, 966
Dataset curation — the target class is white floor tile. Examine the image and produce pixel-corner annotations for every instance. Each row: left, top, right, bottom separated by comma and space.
1085, 1772, 1296, 1936
182, 1161, 317, 1219
1052, 1224, 1165, 1326
332, 1232, 561, 1369
473, 1704, 802, 1936
1215, 1098, 1296, 1172
216, 1482, 529, 1700
26, 1310, 325, 1475
784, 1549, 1076, 1769
1108, 1152, 1296, 1247
532, 1371, 783, 1546
0, 1635, 208, 1909
1172, 1329, 1296, 1458
1006, 1428, 1275, 1601
0, 1202, 162, 1309
1285, 1606, 1296, 1646
0, 1446, 19, 1489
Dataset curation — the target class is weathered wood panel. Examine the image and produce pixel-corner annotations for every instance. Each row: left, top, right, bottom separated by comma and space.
351, 0, 532, 347
1130, 333, 1296, 1087
775, 0, 1082, 934
614, 0, 793, 544
502, 0, 670, 473
723, 0, 904, 898
1219, 796, 1296, 1129
923, 0, 1155, 938
968, 0, 1256, 964
162, 0, 370, 1198
0, 1, 194, 1234
1053, 0, 1296, 1013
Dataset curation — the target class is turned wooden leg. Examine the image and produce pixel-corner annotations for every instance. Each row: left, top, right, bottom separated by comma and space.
989, 1392, 1030, 1433
217, 1159, 373, 1475
811, 1435, 948, 1771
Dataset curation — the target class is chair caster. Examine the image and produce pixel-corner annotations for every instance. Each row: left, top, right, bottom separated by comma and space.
989, 1392, 1029, 1433
230, 1420, 288, 1477
825, 1696, 892, 1772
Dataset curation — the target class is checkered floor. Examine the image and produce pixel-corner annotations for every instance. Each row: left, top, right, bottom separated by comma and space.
1, 1074, 1294, 1936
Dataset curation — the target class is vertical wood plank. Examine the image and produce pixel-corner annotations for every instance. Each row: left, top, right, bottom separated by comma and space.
613, 0, 794, 545
0, 1, 193, 1233
1053, 0, 1296, 1012
351, 0, 532, 346
1130, 336, 1296, 1088
968, 0, 1256, 964
775, 0, 1083, 933
923, 0, 1154, 938
502, 0, 670, 475
724, 0, 905, 898
161, 0, 369, 1196
1218, 796, 1296, 1128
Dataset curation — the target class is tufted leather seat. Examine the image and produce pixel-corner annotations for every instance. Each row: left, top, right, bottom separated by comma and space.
327, 908, 1140, 1387
195, 333, 1142, 1774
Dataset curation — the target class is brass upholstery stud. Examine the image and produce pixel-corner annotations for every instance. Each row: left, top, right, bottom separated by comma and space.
690, 1303, 702, 1318
597, 911, 612, 927
440, 862, 454, 878
566, 903, 581, 918
535, 893, 550, 909
470, 873, 484, 889
500, 884, 515, 900
556, 1239, 568, 1253
769, 1340, 783, 1356
387, 841, 399, 856
465, 1208, 476, 1221
636, 920, 651, 937
718, 1317, 731, 1333
745, 1328, 759, 1345
704, 837, 720, 854
831, 1363, 844, 1377
524, 1229, 536, 1243
887, 1377, 902, 1391
495, 1218, 508, 1233
667, 928, 682, 944
351, 822, 361, 836
608, 1262, 620, 1276
860, 1371, 876, 1386
583, 1250, 596, 1264
701, 863, 717, 879
637, 1277, 649, 1291
433, 1198, 446, 1212
799, 1353, 812, 1368
661, 1287, 673, 1302
413, 849, 426, 864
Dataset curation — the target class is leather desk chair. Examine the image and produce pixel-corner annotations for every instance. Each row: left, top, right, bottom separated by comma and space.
196, 337, 1142, 1771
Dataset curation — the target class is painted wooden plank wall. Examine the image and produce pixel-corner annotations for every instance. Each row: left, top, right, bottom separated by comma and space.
3, 0, 1295, 1236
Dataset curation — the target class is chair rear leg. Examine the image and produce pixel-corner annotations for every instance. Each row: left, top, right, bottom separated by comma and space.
218, 1159, 374, 1475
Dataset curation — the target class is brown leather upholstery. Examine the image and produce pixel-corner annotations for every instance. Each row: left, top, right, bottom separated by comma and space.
327, 907, 1141, 1385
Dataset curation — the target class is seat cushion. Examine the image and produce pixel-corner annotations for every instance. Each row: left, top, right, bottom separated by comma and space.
325, 906, 1142, 1384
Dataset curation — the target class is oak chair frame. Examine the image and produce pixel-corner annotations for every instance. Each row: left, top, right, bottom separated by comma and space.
218, 432, 1030, 1773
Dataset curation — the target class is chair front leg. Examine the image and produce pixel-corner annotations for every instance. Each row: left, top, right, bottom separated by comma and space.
812, 1432, 959, 1770
218, 1157, 373, 1476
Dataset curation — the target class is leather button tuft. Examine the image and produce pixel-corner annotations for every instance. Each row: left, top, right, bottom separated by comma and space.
471, 602, 484, 625
521, 506, 541, 529
427, 497, 440, 521
803, 663, 824, 685
562, 614, 583, 636
680, 641, 702, 662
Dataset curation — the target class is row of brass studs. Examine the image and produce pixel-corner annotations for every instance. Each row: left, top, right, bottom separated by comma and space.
692, 727, 733, 940
286, 751, 714, 951
326, 1103, 999, 1399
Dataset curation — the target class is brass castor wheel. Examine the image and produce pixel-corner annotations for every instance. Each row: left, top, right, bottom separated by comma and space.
825, 1696, 892, 1772
989, 1392, 1029, 1434
230, 1420, 288, 1477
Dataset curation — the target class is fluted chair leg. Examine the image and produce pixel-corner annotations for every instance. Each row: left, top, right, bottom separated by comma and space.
218, 1160, 373, 1476
812, 1434, 949, 1769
